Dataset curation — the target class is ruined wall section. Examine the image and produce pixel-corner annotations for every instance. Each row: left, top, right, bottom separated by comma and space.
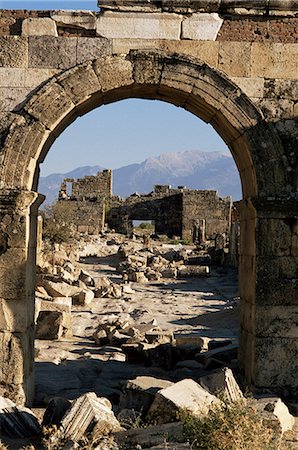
58, 170, 111, 234
182, 190, 232, 242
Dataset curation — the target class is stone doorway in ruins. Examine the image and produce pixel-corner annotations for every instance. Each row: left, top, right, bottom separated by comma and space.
0, 50, 296, 405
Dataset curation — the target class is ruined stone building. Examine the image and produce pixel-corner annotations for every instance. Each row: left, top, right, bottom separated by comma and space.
58, 169, 232, 242
58, 169, 112, 234
108, 184, 232, 242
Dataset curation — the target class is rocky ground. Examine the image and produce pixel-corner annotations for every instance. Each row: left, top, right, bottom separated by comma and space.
1, 233, 297, 449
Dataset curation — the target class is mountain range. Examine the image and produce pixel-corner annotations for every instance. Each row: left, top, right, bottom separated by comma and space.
39, 150, 241, 205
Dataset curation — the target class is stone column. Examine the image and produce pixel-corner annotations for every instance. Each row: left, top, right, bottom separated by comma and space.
0, 189, 44, 406
237, 197, 298, 401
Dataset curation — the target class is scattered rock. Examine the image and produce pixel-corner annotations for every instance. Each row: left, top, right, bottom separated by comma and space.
61, 392, 122, 442
199, 367, 244, 403
148, 378, 222, 424
36, 311, 72, 340
0, 396, 41, 438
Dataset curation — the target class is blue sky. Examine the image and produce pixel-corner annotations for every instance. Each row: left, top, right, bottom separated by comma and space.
1, 1, 230, 176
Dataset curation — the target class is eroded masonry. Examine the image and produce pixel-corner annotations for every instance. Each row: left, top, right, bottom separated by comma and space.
58, 170, 232, 242
0, 0, 297, 405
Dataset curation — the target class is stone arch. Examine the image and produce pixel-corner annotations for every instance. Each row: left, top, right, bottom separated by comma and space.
0, 50, 287, 199
0, 50, 296, 405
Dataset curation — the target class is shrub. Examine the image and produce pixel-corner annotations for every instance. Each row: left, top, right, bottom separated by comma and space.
180, 400, 279, 450
41, 202, 77, 245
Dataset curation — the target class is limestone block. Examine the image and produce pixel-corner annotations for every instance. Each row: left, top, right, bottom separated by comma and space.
182, 13, 223, 40
232, 77, 264, 99
0, 298, 34, 333
199, 367, 244, 403
264, 79, 298, 101
77, 37, 112, 64
255, 397, 295, 434
51, 10, 96, 30
0, 396, 41, 438
96, 12, 181, 40
24, 68, 59, 88
256, 219, 292, 257
114, 422, 184, 448
257, 98, 294, 121
0, 87, 30, 112
219, 42, 251, 77
177, 265, 209, 277
251, 43, 298, 79
0, 249, 28, 299
28, 36, 77, 69
148, 379, 222, 424
120, 376, 174, 415
22, 18, 58, 37
93, 56, 133, 92
174, 333, 210, 351
131, 51, 164, 85
35, 310, 72, 340
24, 82, 75, 130
61, 392, 122, 442
57, 64, 101, 105
0, 330, 34, 405
41, 279, 79, 298
160, 267, 177, 278
72, 289, 94, 306
0, 37, 28, 68
255, 306, 298, 339
254, 336, 298, 392
0, 68, 25, 88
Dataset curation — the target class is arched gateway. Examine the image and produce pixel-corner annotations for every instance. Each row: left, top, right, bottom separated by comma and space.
0, 15, 297, 405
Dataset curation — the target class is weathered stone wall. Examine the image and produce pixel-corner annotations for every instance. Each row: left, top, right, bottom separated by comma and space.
0, 1, 297, 405
58, 170, 112, 234
182, 191, 232, 242
108, 187, 231, 242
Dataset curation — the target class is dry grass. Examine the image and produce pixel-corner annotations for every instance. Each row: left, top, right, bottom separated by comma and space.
180, 400, 280, 450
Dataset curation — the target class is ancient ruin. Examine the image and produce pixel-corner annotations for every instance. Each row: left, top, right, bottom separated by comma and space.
0, 0, 297, 412
58, 170, 232, 242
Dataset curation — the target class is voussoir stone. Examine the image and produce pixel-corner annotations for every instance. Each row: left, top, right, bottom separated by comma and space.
93, 56, 133, 92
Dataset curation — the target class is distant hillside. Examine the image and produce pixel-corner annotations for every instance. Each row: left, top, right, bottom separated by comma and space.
39, 150, 241, 205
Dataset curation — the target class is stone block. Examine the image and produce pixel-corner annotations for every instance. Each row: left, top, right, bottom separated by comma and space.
131, 51, 164, 86
41, 279, 79, 298
257, 98, 294, 121
182, 13, 223, 40
232, 77, 264, 99
219, 42, 251, 77
255, 305, 298, 338
35, 310, 72, 340
174, 333, 209, 351
61, 392, 122, 442
0, 396, 41, 438
251, 43, 298, 79
256, 218, 292, 257
0, 37, 28, 68
254, 397, 295, 434
93, 56, 133, 92
0, 329, 34, 405
148, 379, 221, 424
114, 422, 184, 448
24, 68, 58, 88
76, 37, 112, 64
0, 68, 25, 88
22, 18, 58, 37
57, 63, 100, 105
199, 367, 244, 403
51, 10, 96, 30
72, 289, 94, 306
254, 336, 298, 394
0, 249, 28, 299
0, 298, 34, 333
28, 36, 77, 69
119, 376, 173, 415
177, 265, 209, 277
0, 87, 30, 112
24, 82, 75, 130
96, 12, 181, 40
